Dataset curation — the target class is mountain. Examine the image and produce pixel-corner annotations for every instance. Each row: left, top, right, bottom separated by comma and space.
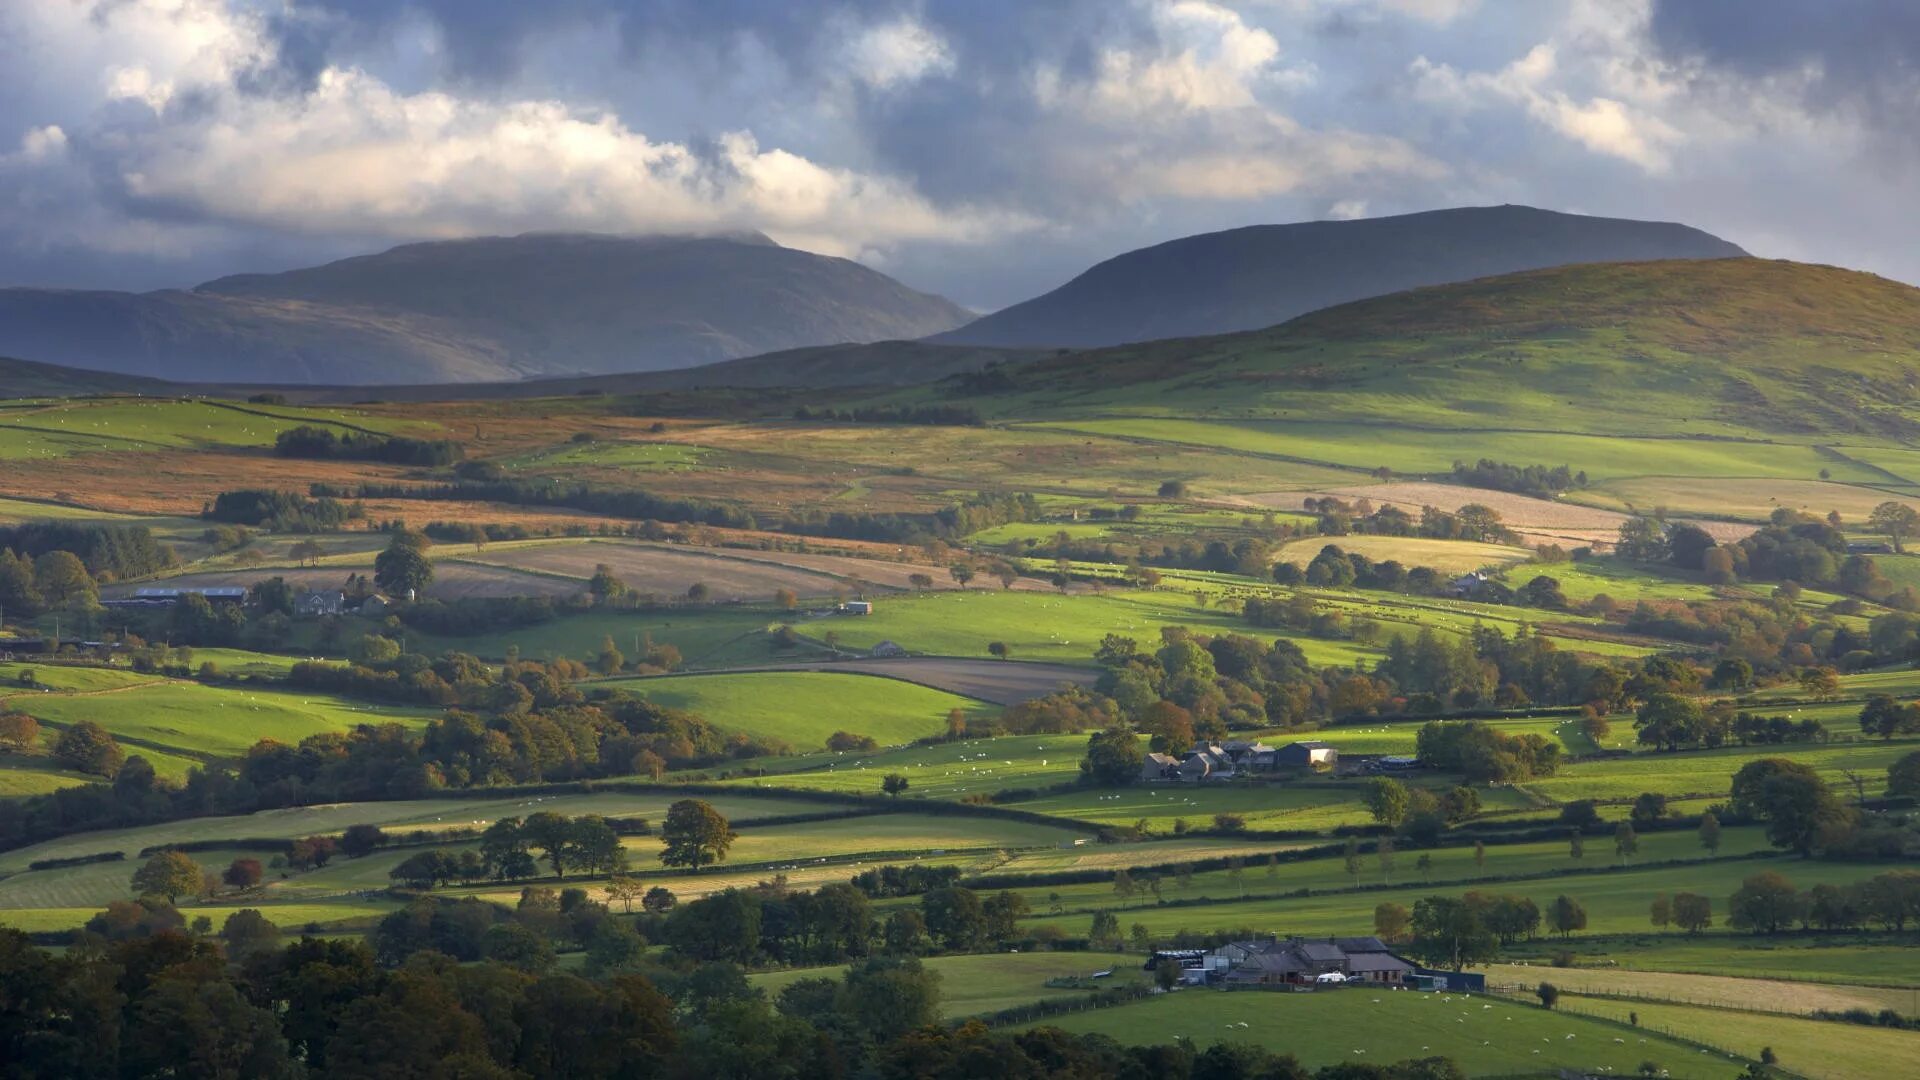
0, 355, 184, 397
934, 205, 1746, 349
0, 233, 972, 384
952, 257, 1920, 441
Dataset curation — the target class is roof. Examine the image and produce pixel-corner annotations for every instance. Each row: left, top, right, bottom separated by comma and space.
1284, 740, 1332, 750
1144, 753, 1180, 766
1294, 941, 1347, 964
1346, 953, 1416, 973
132, 586, 247, 599
1333, 936, 1391, 953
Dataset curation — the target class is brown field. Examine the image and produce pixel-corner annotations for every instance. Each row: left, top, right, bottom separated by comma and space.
744, 657, 1099, 703
1573, 475, 1920, 524
1243, 482, 1755, 548
1484, 964, 1915, 1018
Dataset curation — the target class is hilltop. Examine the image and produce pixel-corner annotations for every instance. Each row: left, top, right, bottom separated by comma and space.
956, 256, 1920, 440
935, 205, 1745, 349
0, 233, 972, 385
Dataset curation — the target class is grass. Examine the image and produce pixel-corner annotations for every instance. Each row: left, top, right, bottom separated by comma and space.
2, 680, 437, 770
503, 439, 712, 472
1551, 936, 1920, 988
1553, 997, 1920, 1080
754, 952, 1145, 1019
1521, 736, 1920, 804
1032, 988, 1732, 1077
711, 734, 1085, 798
596, 671, 999, 748
1018, 855, 1893, 940
0, 790, 840, 874
615, 813, 1084, 873
0, 398, 431, 458
408, 606, 784, 666
0, 899, 400, 934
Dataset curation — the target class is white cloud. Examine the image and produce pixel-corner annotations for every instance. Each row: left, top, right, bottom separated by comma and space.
1328, 198, 1369, 219
842, 17, 954, 91
1410, 44, 1681, 171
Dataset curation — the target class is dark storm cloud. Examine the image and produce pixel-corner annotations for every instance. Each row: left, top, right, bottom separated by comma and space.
1648, 0, 1920, 140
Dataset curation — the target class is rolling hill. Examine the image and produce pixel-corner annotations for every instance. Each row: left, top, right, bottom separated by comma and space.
947, 257, 1920, 440
935, 204, 1745, 349
0, 233, 972, 385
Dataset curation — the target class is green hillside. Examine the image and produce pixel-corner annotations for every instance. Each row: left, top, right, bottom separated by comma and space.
964, 258, 1920, 443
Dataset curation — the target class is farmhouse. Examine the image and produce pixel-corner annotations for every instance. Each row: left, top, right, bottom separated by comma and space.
1274, 741, 1337, 768
1140, 752, 1183, 782
294, 590, 345, 618
1209, 936, 1416, 988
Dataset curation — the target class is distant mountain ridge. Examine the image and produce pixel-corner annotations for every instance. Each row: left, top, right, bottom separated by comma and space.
0, 233, 973, 385
934, 205, 1747, 348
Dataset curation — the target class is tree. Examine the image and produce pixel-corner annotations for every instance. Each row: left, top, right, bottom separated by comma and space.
373, 533, 433, 597
1374, 902, 1411, 944
1859, 695, 1920, 740
1376, 835, 1397, 883
987, 641, 1010, 660
1407, 896, 1499, 971
569, 816, 624, 876
0, 710, 37, 752
642, 886, 677, 914
52, 720, 124, 778
1568, 830, 1585, 860
339, 824, 388, 859
132, 851, 203, 902
1079, 726, 1143, 786
1614, 823, 1638, 863
1672, 892, 1712, 934
1635, 693, 1705, 750
1698, 811, 1722, 855
1629, 792, 1669, 828
1889, 751, 1920, 798
837, 955, 943, 1042
921, 886, 986, 951
1536, 982, 1560, 1010
1649, 894, 1672, 931
222, 858, 263, 891
220, 908, 281, 957
1729, 871, 1802, 934
1473, 840, 1487, 871
1798, 666, 1841, 702
588, 564, 629, 603
595, 635, 626, 676
1548, 895, 1587, 938
521, 812, 577, 878
661, 799, 737, 870
1766, 771, 1854, 855
1869, 501, 1920, 553
33, 551, 96, 610
1343, 837, 1362, 884
1363, 777, 1412, 825
883, 908, 929, 954
1153, 958, 1182, 991
881, 773, 910, 797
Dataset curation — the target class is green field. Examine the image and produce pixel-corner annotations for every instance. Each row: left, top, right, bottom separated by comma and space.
1019, 854, 1891, 940
598, 671, 997, 748
755, 951, 1145, 1019
713, 734, 1085, 797
1556, 996, 1920, 1080
1033, 988, 1730, 1077
0, 398, 432, 457
505, 439, 712, 472
3, 680, 436, 771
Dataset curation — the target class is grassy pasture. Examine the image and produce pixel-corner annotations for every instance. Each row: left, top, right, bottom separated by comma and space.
1037, 418, 1879, 486
0, 899, 399, 934
1032, 989, 1728, 1078
1015, 781, 1546, 835
503, 439, 712, 472
1522, 736, 1920, 804
988, 827, 1776, 919
1556, 997, 1920, 1080
753, 951, 1145, 1019
598, 671, 997, 748
407, 606, 785, 666
0, 755, 98, 796
0, 790, 838, 875
0, 399, 429, 455
617, 814, 1084, 874
1018, 855, 1891, 940
713, 734, 1084, 798
3, 681, 436, 768
1557, 937, 1920, 988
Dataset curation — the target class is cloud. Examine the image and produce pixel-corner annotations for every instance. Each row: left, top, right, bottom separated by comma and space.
1645, 0, 1920, 153
1410, 43, 1681, 172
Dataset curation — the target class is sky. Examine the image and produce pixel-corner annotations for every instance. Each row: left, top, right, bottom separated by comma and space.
2, 0, 1917, 311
